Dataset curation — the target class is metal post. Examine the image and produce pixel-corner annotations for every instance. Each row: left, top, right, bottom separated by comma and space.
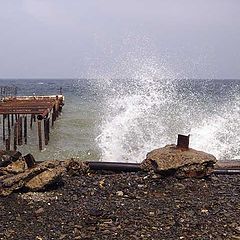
3, 114, 6, 141
24, 115, 27, 144
177, 134, 190, 149
14, 122, 17, 151
30, 114, 33, 129
5, 138, 10, 151
18, 116, 23, 145
38, 120, 43, 151
7, 114, 11, 138
11, 114, 14, 127
44, 117, 48, 145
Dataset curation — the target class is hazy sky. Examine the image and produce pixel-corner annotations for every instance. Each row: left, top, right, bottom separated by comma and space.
0, 0, 239, 79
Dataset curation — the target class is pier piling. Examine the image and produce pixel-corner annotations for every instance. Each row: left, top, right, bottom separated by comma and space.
18, 116, 23, 146
0, 87, 64, 150
38, 120, 43, 151
5, 138, 10, 151
24, 115, 27, 144
14, 122, 17, 151
2, 114, 6, 142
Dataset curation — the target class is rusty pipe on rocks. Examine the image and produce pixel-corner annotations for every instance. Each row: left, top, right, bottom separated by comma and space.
86, 161, 240, 174
213, 169, 240, 174
87, 161, 141, 172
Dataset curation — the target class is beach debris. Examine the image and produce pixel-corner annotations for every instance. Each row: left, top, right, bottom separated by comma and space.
141, 135, 217, 178
0, 151, 89, 196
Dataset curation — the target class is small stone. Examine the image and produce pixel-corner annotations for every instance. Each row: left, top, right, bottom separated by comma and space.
36, 237, 43, 240
232, 236, 240, 240
116, 191, 124, 197
201, 209, 209, 213
59, 234, 67, 240
35, 207, 44, 215
236, 226, 240, 233
149, 211, 155, 216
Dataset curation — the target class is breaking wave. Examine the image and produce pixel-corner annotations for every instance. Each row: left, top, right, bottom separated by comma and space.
95, 59, 240, 162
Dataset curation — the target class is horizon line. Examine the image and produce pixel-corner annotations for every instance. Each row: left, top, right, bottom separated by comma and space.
1, 78, 240, 81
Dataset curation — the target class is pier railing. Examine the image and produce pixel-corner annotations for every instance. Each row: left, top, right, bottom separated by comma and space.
0, 86, 17, 100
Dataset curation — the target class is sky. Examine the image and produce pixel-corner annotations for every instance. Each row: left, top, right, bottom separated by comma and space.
0, 0, 239, 79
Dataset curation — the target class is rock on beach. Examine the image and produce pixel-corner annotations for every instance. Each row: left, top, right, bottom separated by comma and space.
141, 144, 217, 178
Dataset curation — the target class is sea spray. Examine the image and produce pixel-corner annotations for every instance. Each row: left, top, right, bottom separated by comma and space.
96, 71, 240, 161
95, 58, 181, 162
191, 93, 240, 159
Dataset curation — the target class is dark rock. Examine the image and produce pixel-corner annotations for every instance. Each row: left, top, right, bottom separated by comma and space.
35, 207, 45, 215
23, 154, 36, 168
0, 151, 22, 167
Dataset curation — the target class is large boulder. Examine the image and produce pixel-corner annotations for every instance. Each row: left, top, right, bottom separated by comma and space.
141, 144, 217, 178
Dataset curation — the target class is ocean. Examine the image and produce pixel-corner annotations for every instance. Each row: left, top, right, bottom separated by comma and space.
0, 78, 240, 162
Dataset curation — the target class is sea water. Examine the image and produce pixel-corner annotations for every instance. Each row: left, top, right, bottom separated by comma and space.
0, 78, 240, 162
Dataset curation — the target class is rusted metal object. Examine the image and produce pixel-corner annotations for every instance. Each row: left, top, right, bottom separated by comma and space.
86, 161, 240, 174
44, 116, 50, 145
23, 153, 36, 168
38, 120, 43, 151
18, 116, 23, 146
177, 134, 190, 149
2, 114, 6, 141
88, 162, 141, 172
5, 138, 10, 151
24, 115, 27, 144
0, 92, 64, 151
13, 122, 17, 151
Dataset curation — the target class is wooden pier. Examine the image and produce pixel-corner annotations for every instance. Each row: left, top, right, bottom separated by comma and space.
0, 86, 64, 151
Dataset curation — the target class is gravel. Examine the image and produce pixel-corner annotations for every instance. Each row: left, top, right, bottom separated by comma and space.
0, 171, 240, 240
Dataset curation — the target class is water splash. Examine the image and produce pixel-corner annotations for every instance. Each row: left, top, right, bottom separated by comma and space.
191, 93, 240, 159
96, 57, 181, 162
96, 58, 240, 161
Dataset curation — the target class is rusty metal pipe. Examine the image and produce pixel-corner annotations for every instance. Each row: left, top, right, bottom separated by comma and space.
87, 162, 141, 172
37, 109, 50, 120
213, 169, 240, 174
87, 161, 240, 174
